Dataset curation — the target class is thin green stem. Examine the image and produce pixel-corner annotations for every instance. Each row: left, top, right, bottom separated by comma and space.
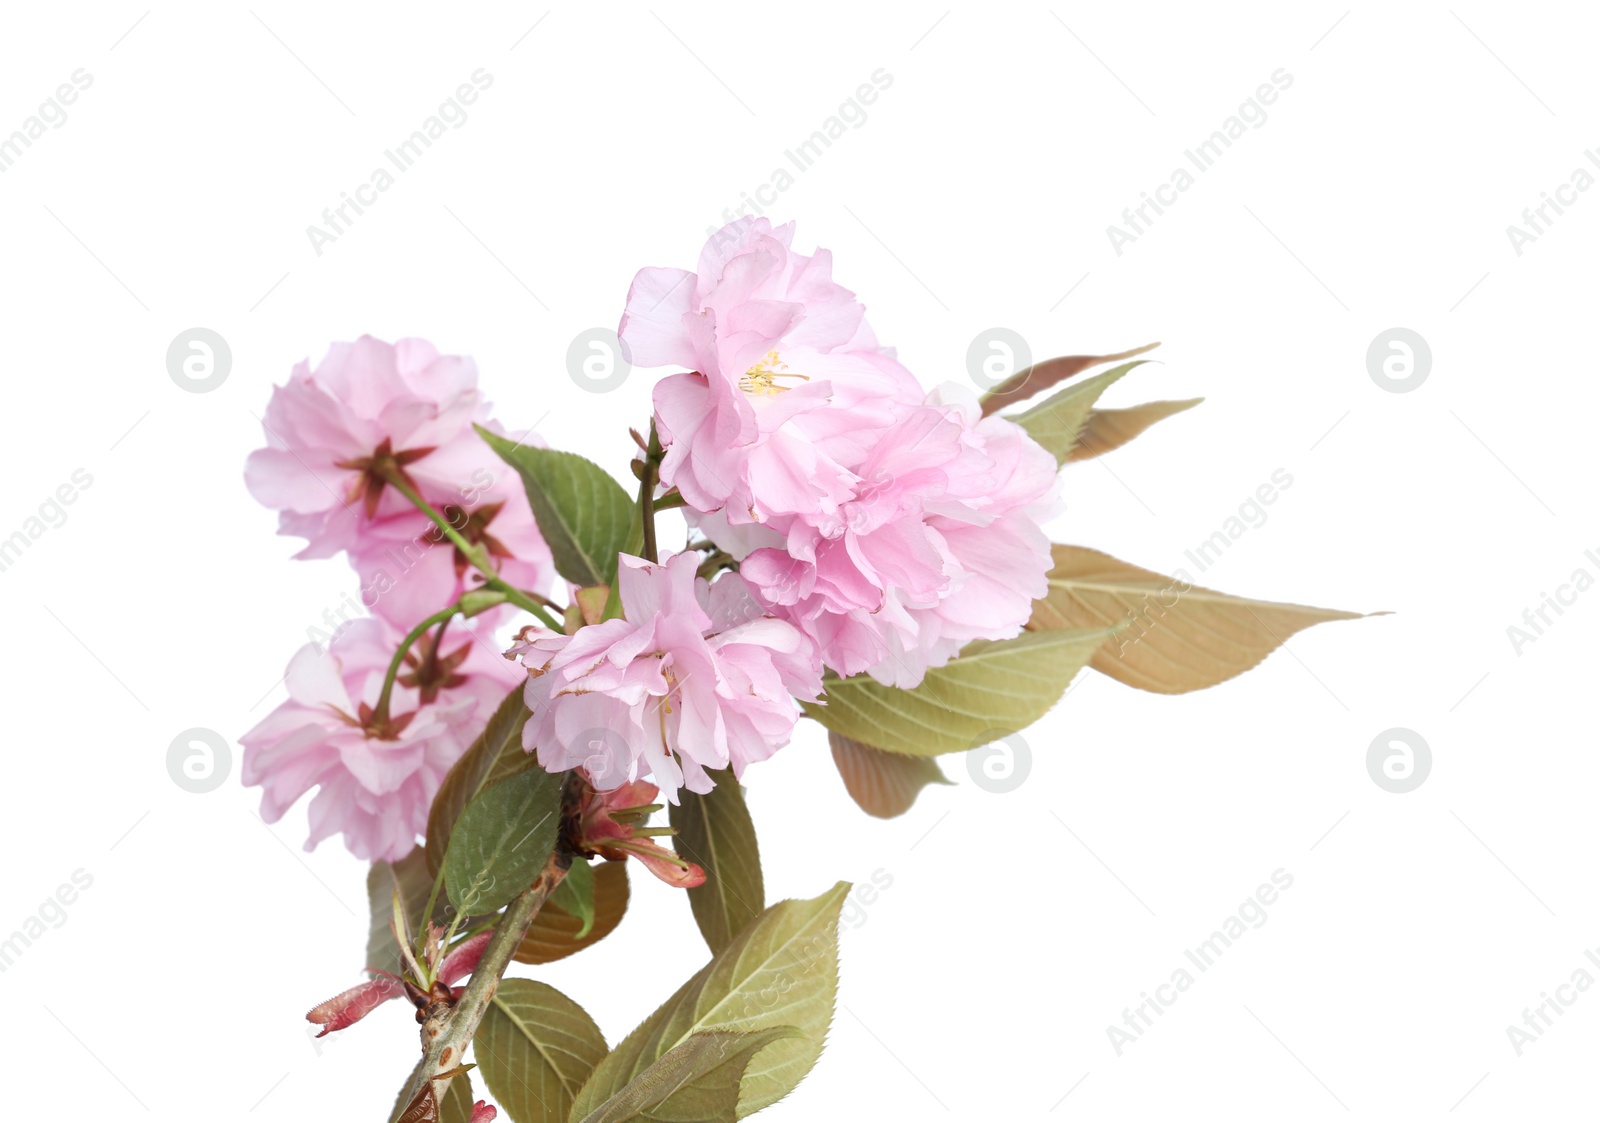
697, 550, 735, 581
416, 862, 450, 979
637, 423, 664, 564
521, 588, 562, 612
425, 614, 451, 681
381, 469, 563, 630
391, 889, 428, 984
638, 464, 659, 565
373, 605, 460, 727
433, 909, 468, 980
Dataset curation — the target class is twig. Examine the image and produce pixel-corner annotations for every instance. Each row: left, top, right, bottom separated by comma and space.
392, 851, 569, 1114
639, 461, 659, 564
638, 423, 664, 564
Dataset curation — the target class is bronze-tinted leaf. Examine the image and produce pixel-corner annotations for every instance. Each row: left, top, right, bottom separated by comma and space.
575, 584, 610, 626
394, 1083, 440, 1123
829, 732, 951, 818
1028, 544, 1372, 694
390, 1071, 473, 1123
1068, 398, 1203, 462
550, 856, 597, 938
671, 774, 764, 955
513, 860, 629, 965
1012, 360, 1154, 464
978, 342, 1160, 415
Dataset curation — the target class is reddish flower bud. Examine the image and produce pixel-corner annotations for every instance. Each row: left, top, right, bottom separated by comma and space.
306, 975, 404, 1037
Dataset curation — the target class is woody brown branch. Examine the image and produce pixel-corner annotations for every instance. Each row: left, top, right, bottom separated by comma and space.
393, 849, 571, 1116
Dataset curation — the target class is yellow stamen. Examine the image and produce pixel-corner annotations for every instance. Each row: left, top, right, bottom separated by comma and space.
740, 350, 809, 396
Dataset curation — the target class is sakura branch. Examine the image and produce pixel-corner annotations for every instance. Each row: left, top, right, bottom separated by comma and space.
235, 217, 1369, 1120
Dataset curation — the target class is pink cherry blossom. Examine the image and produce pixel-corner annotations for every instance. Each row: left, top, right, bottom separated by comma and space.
508, 553, 821, 802
734, 387, 1061, 687
246, 337, 478, 554
244, 336, 555, 631
343, 427, 554, 632
621, 218, 923, 524
242, 616, 517, 862
244, 337, 544, 562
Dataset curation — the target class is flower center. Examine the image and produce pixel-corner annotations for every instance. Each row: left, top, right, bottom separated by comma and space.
740, 350, 808, 396
659, 660, 678, 714
333, 437, 437, 520
427, 502, 513, 580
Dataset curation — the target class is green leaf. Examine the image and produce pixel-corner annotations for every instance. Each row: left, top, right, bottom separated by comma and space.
574, 1027, 802, 1123
516, 860, 630, 965
367, 847, 441, 976
441, 1072, 476, 1123
671, 774, 764, 955
444, 764, 564, 917
477, 425, 636, 587
1013, 359, 1152, 465
551, 857, 597, 939
428, 686, 537, 877
1067, 398, 1202, 462
828, 732, 951, 819
1027, 544, 1372, 693
475, 978, 609, 1123
802, 630, 1111, 756
569, 882, 851, 1120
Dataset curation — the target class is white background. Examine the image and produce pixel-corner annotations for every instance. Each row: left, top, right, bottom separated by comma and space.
0, 2, 1593, 1120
